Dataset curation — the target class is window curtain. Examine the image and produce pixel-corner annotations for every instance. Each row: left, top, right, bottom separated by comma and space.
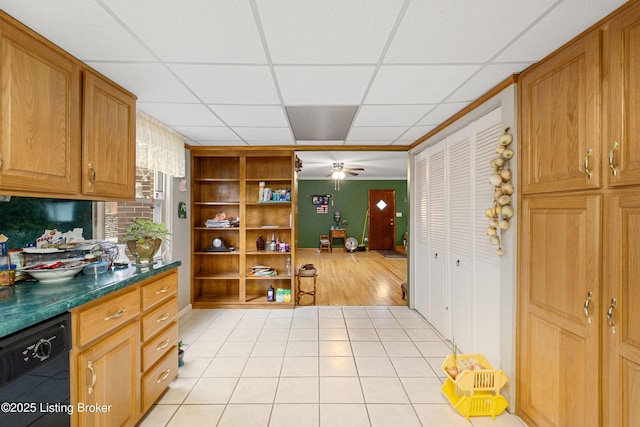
136, 110, 186, 177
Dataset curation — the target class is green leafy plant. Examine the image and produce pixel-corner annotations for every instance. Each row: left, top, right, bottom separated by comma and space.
123, 218, 170, 243
178, 340, 186, 353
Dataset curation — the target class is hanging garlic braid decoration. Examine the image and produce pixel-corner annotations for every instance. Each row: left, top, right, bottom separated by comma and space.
485, 128, 514, 257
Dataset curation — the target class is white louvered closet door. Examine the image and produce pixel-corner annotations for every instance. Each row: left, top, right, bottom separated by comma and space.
413, 150, 429, 314
427, 142, 447, 335
447, 127, 473, 352
471, 107, 503, 364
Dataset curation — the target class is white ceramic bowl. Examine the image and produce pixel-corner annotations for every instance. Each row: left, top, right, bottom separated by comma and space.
22, 265, 85, 283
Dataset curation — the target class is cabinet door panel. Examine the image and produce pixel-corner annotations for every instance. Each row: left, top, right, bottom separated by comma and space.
605, 2, 640, 187
518, 194, 600, 427
82, 71, 135, 199
75, 322, 138, 427
604, 192, 640, 426
0, 21, 80, 194
520, 31, 601, 194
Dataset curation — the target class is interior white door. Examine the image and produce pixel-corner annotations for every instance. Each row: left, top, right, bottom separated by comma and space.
413, 151, 429, 314
447, 128, 472, 352
471, 108, 503, 365
427, 142, 447, 335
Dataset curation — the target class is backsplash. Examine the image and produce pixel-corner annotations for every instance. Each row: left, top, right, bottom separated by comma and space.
0, 197, 93, 249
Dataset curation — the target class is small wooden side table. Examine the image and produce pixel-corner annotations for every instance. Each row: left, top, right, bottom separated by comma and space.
296, 268, 318, 305
329, 228, 347, 252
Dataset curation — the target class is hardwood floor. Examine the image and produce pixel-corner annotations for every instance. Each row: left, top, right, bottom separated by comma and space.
295, 249, 407, 306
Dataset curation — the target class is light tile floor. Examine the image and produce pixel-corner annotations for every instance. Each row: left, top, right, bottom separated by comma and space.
139, 306, 528, 427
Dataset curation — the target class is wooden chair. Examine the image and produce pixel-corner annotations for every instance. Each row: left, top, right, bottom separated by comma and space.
319, 234, 331, 252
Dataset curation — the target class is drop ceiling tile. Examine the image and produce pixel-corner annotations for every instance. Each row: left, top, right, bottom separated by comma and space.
366, 65, 479, 104
275, 66, 375, 105
385, 0, 557, 64
447, 63, 533, 102
169, 65, 280, 104
353, 105, 435, 127
172, 126, 241, 142
418, 102, 470, 126
211, 106, 288, 127
496, 0, 626, 62
256, 0, 403, 64
232, 127, 293, 141
347, 127, 409, 141
0, 0, 154, 62
400, 126, 437, 142
103, 0, 266, 63
137, 103, 225, 127
84, 62, 198, 103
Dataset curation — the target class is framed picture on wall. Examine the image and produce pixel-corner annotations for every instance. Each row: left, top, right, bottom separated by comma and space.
312, 196, 320, 205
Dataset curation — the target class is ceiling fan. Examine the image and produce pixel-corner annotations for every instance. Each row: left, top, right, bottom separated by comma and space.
326, 162, 365, 179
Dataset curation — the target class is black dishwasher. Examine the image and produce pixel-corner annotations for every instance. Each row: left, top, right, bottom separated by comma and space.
0, 312, 71, 427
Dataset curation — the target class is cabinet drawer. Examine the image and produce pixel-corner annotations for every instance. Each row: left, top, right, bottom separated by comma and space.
142, 321, 178, 372
141, 296, 177, 341
76, 288, 140, 347
141, 347, 178, 413
142, 271, 178, 310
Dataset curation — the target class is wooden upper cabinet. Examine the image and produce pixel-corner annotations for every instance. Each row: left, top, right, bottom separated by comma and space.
603, 1, 640, 188
0, 16, 81, 195
520, 31, 601, 194
82, 71, 136, 200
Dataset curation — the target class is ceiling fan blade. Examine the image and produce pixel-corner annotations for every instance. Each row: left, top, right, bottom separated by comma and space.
344, 167, 365, 171
345, 171, 359, 176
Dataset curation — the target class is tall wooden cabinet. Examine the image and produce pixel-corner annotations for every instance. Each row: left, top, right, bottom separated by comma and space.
0, 11, 136, 200
191, 150, 296, 308
518, 2, 640, 426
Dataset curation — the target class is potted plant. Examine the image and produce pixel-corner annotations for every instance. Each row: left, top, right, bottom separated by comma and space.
123, 218, 170, 264
178, 340, 186, 367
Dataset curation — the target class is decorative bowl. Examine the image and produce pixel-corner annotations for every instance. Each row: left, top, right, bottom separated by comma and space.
21, 265, 85, 283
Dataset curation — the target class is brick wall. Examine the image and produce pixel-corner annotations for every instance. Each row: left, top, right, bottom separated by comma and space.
104, 168, 156, 243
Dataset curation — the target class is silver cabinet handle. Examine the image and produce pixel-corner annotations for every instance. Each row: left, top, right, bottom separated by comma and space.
156, 285, 170, 294
583, 291, 593, 324
583, 148, 593, 179
88, 361, 96, 395
607, 298, 617, 334
104, 307, 125, 321
156, 339, 170, 351
609, 141, 619, 177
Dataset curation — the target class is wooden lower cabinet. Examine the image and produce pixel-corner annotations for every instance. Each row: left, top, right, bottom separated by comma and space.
518, 194, 601, 427
74, 322, 139, 427
70, 269, 179, 427
603, 192, 640, 426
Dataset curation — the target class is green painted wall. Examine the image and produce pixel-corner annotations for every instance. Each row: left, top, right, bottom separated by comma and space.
297, 180, 408, 249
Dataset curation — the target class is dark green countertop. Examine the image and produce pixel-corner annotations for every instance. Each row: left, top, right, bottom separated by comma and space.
0, 260, 181, 338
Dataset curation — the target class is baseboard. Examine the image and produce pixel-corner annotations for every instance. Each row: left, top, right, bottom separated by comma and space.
178, 303, 193, 319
